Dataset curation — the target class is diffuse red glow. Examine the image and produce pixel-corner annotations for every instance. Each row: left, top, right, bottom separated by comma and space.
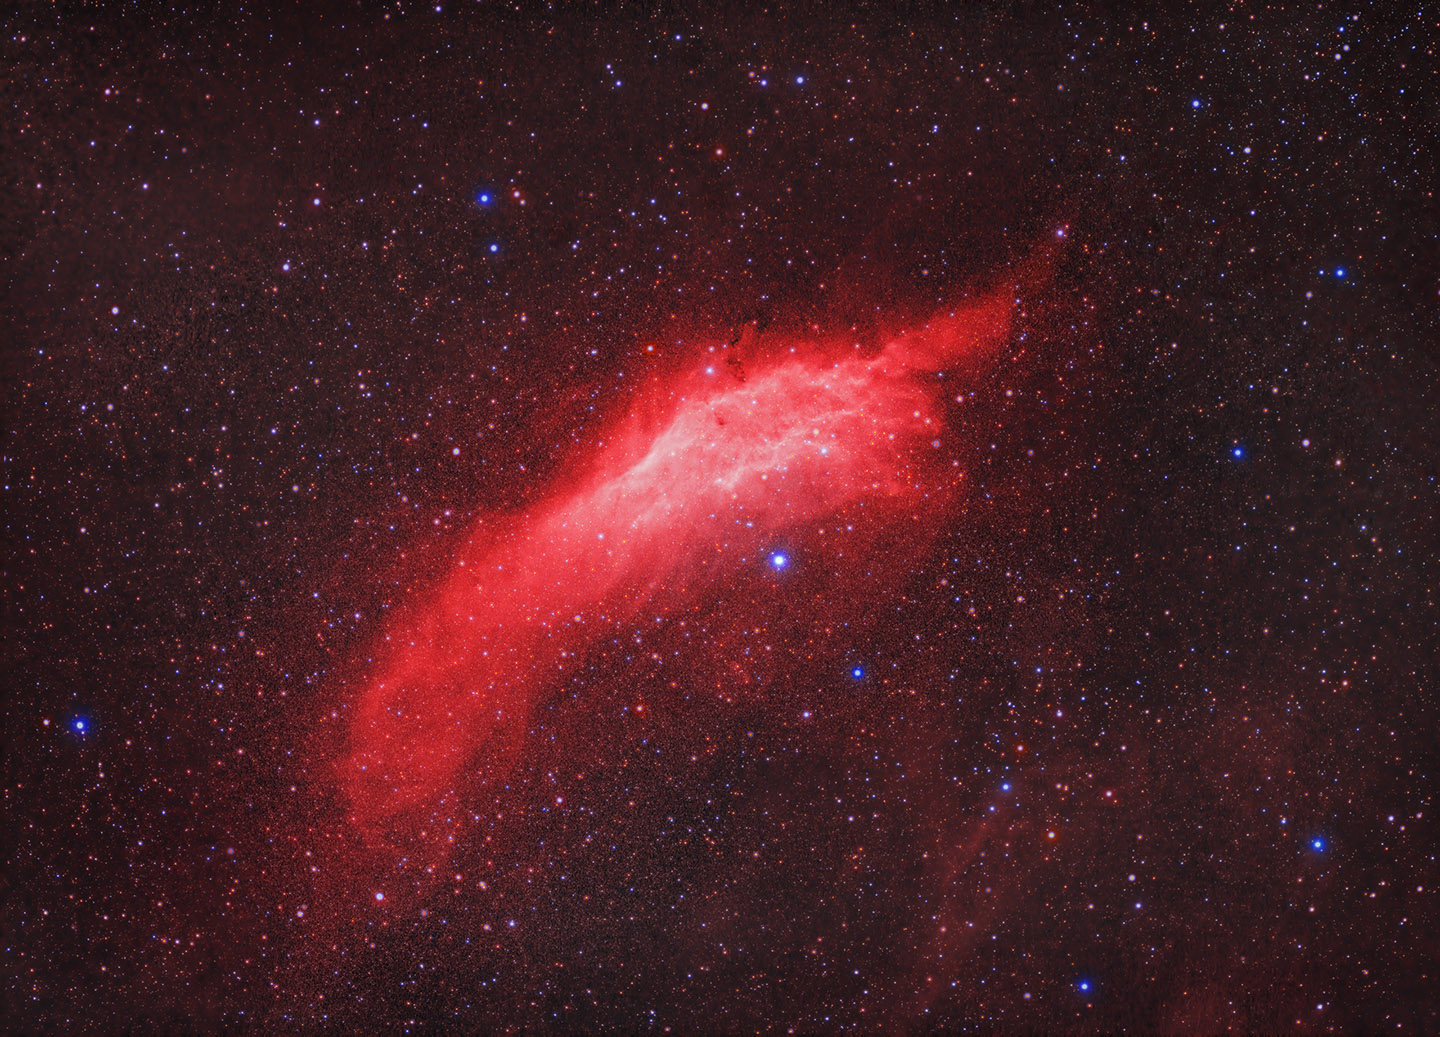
343, 293, 1013, 856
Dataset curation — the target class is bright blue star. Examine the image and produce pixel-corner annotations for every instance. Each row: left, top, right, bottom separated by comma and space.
489, 243, 499, 253
851, 666, 864, 679
769, 553, 788, 570
1191, 99, 1201, 108
477, 191, 492, 205
1311, 836, 1326, 852
1232, 446, 1244, 458
1078, 979, 1092, 993
1335, 267, 1346, 278
73, 717, 87, 733
1001, 782, 1011, 792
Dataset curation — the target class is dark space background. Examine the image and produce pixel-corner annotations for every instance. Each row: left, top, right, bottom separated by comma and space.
4, 2, 1438, 1031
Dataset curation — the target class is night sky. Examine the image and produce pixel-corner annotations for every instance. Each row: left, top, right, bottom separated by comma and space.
5, 3, 1438, 1031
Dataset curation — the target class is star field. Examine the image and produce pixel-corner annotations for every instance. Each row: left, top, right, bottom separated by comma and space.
4, 3, 1438, 1031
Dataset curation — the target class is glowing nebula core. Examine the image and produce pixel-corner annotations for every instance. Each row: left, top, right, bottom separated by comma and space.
344, 295, 1013, 858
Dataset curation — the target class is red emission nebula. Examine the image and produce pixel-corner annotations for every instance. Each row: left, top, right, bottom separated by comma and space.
13, 9, 1437, 1029
337, 292, 1013, 872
